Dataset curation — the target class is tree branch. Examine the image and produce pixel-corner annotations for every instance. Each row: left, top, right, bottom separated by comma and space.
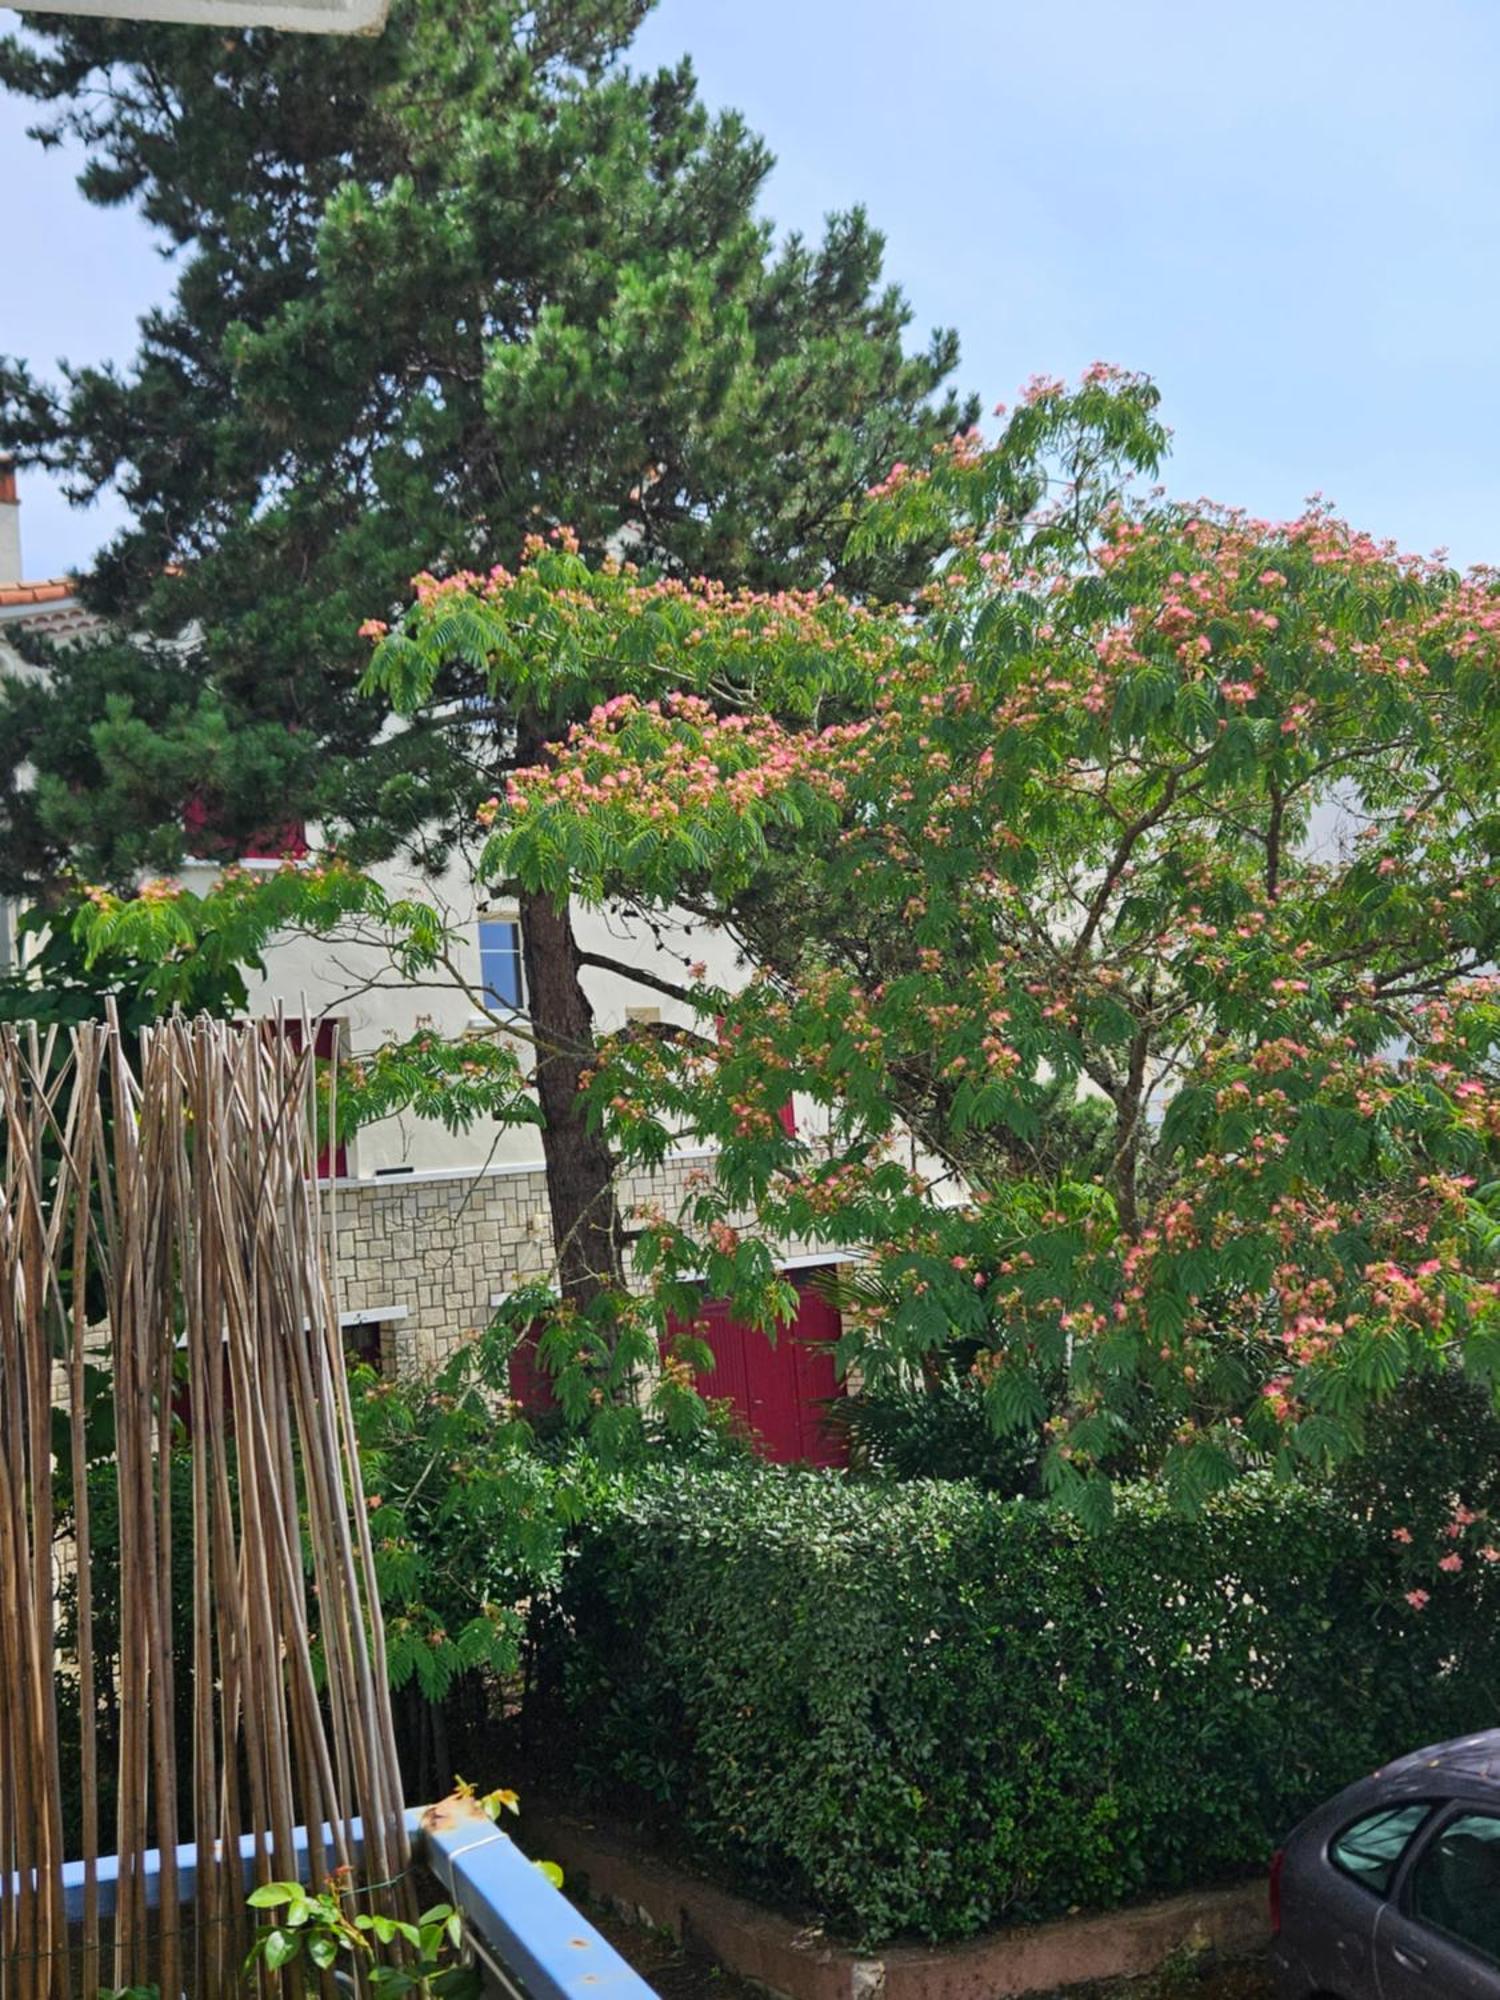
574, 948, 706, 1010
1072, 749, 1213, 963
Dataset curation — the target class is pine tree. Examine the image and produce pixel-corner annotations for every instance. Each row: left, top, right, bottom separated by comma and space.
1, 0, 973, 1302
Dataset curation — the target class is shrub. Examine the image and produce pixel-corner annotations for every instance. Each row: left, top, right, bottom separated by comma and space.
534, 1447, 1500, 1945
345, 1315, 754, 1796
831, 1377, 1043, 1492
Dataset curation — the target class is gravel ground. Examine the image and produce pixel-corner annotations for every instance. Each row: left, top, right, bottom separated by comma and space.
1044, 1959, 1273, 2000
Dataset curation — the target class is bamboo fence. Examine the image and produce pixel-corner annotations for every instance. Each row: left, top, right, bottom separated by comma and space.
0, 1016, 409, 2000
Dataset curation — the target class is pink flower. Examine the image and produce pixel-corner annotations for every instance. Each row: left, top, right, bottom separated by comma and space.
1391, 1526, 1413, 1545
1405, 1589, 1430, 1610
1439, 1553, 1463, 1574
358, 618, 388, 640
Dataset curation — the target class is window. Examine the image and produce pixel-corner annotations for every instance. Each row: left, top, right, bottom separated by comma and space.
1330, 1803, 1431, 1896
479, 917, 523, 1012
339, 1309, 404, 1376
341, 1318, 384, 1372
1408, 1811, 1500, 1963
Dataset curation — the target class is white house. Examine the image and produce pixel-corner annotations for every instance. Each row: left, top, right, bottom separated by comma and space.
198, 846, 762, 1379
0, 457, 109, 970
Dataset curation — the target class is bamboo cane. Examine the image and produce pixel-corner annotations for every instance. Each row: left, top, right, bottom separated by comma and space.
0, 1018, 410, 2000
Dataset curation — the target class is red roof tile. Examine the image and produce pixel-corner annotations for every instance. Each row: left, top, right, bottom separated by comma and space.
0, 579, 76, 608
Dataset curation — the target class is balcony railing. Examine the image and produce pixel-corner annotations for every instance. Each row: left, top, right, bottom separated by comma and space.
31, 1804, 658, 2000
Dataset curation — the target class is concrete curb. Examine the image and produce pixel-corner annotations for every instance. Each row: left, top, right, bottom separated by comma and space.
522, 1810, 1268, 2000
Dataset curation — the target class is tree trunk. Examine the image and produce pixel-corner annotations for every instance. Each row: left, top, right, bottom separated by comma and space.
517, 880, 624, 1307
511, 707, 624, 1310
1111, 1024, 1151, 1240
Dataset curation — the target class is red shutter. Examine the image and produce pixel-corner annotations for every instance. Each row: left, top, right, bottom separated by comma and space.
666, 1271, 845, 1465
507, 1322, 557, 1415
185, 792, 308, 861
311, 1021, 348, 1179
715, 1015, 796, 1136
243, 820, 309, 861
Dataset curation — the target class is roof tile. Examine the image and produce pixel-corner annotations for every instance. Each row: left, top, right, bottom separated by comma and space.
0, 579, 76, 608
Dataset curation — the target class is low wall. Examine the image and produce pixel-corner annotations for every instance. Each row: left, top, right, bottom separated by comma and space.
522, 1809, 1267, 2000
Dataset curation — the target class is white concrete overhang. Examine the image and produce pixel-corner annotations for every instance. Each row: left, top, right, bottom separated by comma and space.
17, 0, 388, 33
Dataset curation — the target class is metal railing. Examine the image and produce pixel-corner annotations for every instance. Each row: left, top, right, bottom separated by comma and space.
25, 1810, 658, 2000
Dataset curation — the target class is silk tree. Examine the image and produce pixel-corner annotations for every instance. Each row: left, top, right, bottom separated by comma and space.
386, 369, 1500, 1511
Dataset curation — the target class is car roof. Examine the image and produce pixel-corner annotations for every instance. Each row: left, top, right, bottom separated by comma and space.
1376, 1731, 1500, 1788
1289, 1732, 1500, 1843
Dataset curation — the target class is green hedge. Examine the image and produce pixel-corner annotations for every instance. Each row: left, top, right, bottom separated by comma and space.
535, 1461, 1500, 1944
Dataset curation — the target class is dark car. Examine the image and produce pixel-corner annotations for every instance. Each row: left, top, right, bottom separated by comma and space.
1272, 1730, 1500, 1997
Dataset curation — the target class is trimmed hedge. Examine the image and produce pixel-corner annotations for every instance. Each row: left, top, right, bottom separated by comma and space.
536, 1462, 1500, 1945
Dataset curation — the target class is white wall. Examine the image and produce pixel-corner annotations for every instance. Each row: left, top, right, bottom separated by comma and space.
184, 847, 746, 1179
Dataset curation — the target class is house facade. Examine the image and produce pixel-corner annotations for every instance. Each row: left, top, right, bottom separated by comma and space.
224, 875, 850, 1459
0, 458, 111, 971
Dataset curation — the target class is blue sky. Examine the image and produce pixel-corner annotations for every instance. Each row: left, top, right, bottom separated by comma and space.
6, 0, 1500, 578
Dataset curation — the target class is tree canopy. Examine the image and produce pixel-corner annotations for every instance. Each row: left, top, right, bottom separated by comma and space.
368, 368, 1500, 1514
1, 0, 977, 1306
0, 0, 971, 883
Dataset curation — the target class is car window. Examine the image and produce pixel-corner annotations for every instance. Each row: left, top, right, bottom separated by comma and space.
1330, 1803, 1432, 1895
1408, 1812, 1500, 1964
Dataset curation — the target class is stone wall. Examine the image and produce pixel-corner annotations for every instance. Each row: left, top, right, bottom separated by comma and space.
329, 1148, 835, 1373
332, 1157, 553, 1371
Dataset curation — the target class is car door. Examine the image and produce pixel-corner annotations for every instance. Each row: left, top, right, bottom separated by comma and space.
1375, 1807, 1500, 2000
1299, 1800, 1433, 1997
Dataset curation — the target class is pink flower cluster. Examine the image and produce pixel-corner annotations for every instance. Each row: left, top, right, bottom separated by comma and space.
1392, 1503, 1500, 1610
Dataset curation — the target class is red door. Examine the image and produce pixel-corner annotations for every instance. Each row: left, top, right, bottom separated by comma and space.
507, 1322, 557, 1416
787, 1281, 844, 1465
671, 1271, 846, 1466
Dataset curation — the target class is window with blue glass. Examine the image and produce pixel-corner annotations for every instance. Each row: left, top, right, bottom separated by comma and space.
479, 917, 524, 1012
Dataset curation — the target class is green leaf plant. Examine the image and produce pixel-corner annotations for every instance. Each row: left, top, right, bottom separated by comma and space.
245, 1873, 477, 2000
67, 366, 1500, 1512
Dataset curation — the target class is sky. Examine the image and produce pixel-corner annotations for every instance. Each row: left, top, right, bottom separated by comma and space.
6, 0, 1500, 578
